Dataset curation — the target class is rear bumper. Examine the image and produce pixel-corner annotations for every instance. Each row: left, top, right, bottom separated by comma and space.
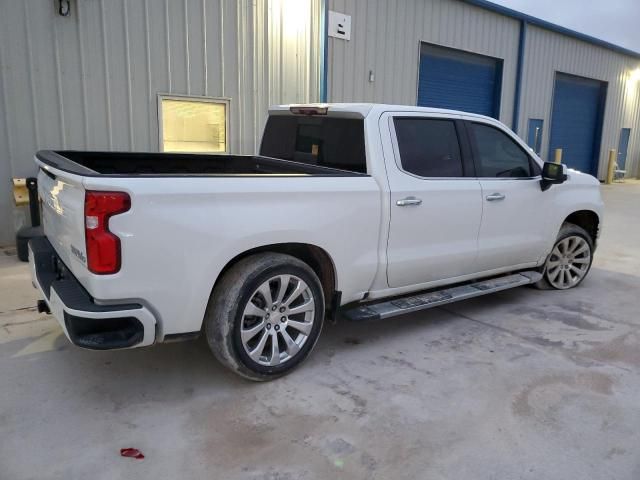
28, 236, 156, 350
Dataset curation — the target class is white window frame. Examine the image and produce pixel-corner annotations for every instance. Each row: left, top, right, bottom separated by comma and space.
157, 93, 231, 153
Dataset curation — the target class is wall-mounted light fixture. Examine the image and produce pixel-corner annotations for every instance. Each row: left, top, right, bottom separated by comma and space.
625, 67, 640, 100
57, 0, 71, 17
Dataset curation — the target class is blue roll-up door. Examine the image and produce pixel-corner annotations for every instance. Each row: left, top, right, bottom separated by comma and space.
549, 73, 607, 175
418, 44, 502, 118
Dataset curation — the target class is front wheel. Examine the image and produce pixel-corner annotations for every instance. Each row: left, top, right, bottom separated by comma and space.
205, 253, 325, 381
534, 223, 594, 290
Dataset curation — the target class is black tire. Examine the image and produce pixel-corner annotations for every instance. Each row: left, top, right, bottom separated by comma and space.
533, 222, 594, 290
204, 253, 325, 381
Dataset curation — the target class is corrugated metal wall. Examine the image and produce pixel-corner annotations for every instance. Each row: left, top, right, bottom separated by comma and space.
0, 0, 322, 245
327, 0, 521, 124
518, 25, 640, 179
2, 0, 640, 245
327, 0, 640, 180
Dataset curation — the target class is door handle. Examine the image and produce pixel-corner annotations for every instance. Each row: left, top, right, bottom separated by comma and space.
396, 196, 423, 207
486, 193, 506, 202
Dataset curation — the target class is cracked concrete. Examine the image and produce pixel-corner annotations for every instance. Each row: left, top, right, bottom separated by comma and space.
1, 183, 640, 479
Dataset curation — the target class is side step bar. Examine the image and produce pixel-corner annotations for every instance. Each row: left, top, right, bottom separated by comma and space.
342, 271, 542, 321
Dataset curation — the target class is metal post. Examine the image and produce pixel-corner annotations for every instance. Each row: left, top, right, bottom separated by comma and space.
606, 149, 617, 185
554, 149, 563, 164
26, 177, 41, 227
15, 177, 42, 262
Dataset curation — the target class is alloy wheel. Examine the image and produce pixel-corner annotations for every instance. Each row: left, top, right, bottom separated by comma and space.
546, 235, 591, 289
240, 274, 315, 366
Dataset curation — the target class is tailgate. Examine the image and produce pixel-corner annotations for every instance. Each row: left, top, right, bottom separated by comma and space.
37, 166, 88, 274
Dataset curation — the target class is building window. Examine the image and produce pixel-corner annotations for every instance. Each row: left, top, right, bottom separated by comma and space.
158, 95, 229, 153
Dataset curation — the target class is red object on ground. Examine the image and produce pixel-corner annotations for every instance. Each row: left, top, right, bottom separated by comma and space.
120, 448, 145, 460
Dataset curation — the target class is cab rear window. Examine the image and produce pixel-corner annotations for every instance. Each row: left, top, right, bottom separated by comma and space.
260, 116, 367, 173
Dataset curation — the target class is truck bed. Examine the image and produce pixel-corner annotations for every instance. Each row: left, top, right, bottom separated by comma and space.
36, 150, 363, 177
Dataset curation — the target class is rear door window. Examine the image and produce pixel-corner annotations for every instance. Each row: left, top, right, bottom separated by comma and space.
260, 116, 367, 173
393, 118, 464, 177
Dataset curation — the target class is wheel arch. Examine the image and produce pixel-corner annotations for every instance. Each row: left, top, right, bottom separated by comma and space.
563, 210, 600, 246
213, 242, 338, 308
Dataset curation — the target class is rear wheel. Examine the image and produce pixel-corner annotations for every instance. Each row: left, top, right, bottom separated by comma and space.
205, 253, 324, 381
534, 223, 593, 290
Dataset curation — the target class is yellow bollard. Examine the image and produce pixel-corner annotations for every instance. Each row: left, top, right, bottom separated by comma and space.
554, 149, 563, 164
606, 149, 616, 184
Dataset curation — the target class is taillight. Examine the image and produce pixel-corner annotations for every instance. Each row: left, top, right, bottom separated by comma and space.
84, 191, 130, 274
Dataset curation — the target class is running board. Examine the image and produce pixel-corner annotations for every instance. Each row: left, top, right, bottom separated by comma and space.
342, 271, 542, 322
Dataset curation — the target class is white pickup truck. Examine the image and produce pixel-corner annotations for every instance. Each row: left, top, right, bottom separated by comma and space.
30, 103, 603, 380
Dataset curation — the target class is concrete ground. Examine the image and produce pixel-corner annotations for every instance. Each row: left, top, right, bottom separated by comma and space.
1, 184, 640, 480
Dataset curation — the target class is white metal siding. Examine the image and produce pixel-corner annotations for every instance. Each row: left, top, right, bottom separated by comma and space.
518, 25, 640, 179
0, 0, 322, 245
327, 0, 520, 125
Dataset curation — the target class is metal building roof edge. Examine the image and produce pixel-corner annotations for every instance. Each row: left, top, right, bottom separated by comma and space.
461, 0, 640, 60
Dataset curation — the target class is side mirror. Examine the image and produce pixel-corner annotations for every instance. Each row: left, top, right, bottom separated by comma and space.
540, 162, 567, 191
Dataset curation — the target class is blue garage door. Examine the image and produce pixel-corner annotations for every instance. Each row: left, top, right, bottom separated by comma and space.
418, 44, 502, 118
549, 73, 607, 175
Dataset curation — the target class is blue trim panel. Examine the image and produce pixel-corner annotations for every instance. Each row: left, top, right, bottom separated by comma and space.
617, 128, 631, 170
319, 0, 329, 102
493, 59, 503, 119
512, 20, 526, 133
526, 118, 544, 154
592, 81, 608, 177
461, 0, 640, 59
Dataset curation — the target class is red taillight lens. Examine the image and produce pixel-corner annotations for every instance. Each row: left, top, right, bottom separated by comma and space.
84, 191, 130, 274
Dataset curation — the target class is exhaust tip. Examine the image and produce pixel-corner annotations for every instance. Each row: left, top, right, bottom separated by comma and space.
37, 300, 51, 314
